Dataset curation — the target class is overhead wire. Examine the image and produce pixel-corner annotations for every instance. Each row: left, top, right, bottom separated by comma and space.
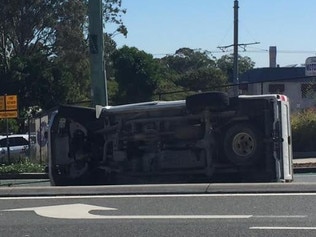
152, 49, 316, 57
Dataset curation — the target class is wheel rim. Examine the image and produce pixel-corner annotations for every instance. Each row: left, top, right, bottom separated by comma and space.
232, 132, 255, 157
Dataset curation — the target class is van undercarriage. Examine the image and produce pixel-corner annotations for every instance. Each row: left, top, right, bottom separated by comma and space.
49, 92, 291, 185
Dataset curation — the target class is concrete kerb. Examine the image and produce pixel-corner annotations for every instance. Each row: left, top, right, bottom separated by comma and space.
1, 182, 316, 197
293, 158, 316, 173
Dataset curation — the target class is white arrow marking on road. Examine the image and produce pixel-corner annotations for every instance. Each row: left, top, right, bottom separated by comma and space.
3, 203, 118, 219
3, 203, 253, 220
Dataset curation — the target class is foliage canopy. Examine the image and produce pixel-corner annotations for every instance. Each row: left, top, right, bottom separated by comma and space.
0, 0, 255, 134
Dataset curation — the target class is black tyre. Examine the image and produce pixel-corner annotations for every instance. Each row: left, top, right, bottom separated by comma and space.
223, 123, 263, 166
186, 92, 229, 114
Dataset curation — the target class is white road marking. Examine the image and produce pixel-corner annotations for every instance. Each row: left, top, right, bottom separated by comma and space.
250, 227, 316, 230
3, 203, 253, 219
1, 193, 316, 200
252, 215, 307, 218
82, 215, 253, 220
3, 203, 117, 219
1, 203, 307, 220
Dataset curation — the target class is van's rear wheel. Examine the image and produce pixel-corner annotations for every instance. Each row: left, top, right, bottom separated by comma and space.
223, 123, 263, 166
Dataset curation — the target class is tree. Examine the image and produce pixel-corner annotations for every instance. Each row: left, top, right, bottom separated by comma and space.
104, 33, 118, 80
103, 0, 127, 37
0, 0, 62, 109
112, 46, 162, 104
217, 54, 255, 83
178, 68, 227, 92
153, 59, 185, 101
0, 0, 127, 112
103, 34, 119, 105
160, 48, 216, 74
53, 0, 90, 104
0, 0, 62, 61
158, 48, 227, 95
0, 119, 19, 134
0, 0, 78, 111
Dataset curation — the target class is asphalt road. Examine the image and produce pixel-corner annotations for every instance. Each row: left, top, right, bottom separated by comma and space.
1, 192, 316, 236
0, 172, 316, 236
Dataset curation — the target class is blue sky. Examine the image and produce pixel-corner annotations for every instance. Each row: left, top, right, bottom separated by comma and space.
107, 0, 316, 68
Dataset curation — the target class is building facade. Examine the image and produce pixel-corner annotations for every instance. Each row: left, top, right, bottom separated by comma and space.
239, 67, 316, 112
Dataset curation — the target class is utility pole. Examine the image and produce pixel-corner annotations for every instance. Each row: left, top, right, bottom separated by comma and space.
88, 0, 108, 106
233, 0, 239, 96
218, 0, 259, 96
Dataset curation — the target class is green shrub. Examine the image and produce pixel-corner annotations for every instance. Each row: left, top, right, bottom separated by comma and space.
0, 160, 45, 174
291, 108, 316, 152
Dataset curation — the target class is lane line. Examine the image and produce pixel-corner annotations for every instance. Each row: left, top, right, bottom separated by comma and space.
250, 227, 316, 230
2, 193, 316, 200
252, 215, 307, 218
69, 215, 253, 220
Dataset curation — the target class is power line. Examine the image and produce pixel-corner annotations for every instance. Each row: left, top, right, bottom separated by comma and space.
217, 42, 260, 52
151, 49, 316, 57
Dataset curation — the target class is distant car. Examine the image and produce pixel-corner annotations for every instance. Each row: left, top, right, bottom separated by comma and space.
0, 134, 30, 164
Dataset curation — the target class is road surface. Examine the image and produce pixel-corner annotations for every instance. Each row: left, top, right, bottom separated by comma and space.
1, 192, 316, 236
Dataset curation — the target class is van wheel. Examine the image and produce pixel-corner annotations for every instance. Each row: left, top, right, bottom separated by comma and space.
50, 162, 90, 186
223, 123, 263, 166
186, 92, 229, 114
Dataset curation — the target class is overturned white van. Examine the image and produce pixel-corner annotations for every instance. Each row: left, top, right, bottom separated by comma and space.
48, 92, 293, 185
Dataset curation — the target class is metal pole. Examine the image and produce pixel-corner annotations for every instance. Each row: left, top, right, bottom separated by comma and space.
6, 117, 10, 163
27, 116, 31, 160
3, 95, 10, 163
88, 0, 108, 106
233, 0, 239, 96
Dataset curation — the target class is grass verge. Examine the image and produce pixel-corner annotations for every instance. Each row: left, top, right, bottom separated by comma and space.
0, 160, 45, 174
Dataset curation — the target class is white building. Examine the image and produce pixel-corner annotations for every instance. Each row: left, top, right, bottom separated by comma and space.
239, 67, 316, 112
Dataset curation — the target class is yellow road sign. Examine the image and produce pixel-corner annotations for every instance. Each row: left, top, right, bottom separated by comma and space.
5, 95, 17, 110
0, 96, 4, 110
0, 110, 18, 119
